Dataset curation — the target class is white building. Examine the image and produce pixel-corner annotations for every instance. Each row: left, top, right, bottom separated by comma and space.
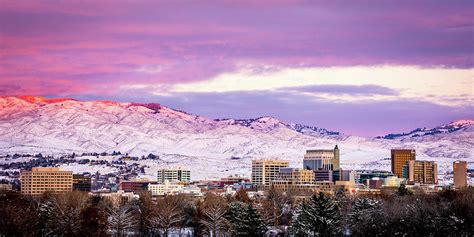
95, 190, 139, 206
383, 176, 402, 187
157, 168, 191, 184
148, 180, 183, 196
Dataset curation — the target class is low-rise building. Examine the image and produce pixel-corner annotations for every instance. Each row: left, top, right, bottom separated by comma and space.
335, 181, 357, 194
0, 183, 13, 191
314, 170, 333, 182
94, 190, 139, 206
315, 181, 335, 194
73, 174, 91, 192
383, 176, 402, 187
367, 178, 384, 189
148, 180, 183, 196
357, 170, 393, 184
333, 169, 355, 182
120, 179, 156, 193
272, 168, 316, 194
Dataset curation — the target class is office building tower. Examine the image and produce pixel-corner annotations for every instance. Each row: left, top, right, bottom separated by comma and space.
453, 160, 467, 189
251, 159, 289, 187
21, 167, 73, 195
391, 149, 416, 178
157, 168, 191, 184
403, 160, 438, 184
303, 145, 340, 171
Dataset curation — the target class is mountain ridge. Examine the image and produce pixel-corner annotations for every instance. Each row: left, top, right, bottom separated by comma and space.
3, 95, 470, 139
0, 96, 472, 180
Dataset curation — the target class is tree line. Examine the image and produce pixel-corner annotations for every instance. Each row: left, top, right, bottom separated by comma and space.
0, 187, 472, 236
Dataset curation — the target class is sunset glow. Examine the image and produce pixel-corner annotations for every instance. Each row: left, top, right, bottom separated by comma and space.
1, 1, 473, 135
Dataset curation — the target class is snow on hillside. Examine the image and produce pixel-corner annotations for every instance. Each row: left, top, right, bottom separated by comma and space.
0, 96, 472, 180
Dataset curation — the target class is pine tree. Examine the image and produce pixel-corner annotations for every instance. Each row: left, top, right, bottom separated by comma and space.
397, 184, 412, 196
227, 201, 266, 237
348, 197, 384, 236
292, 192, 341, 236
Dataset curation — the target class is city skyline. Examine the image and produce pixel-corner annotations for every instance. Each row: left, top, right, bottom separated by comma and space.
1, 1, 473, 136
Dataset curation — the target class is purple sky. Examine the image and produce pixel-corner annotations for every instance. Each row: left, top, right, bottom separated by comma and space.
0, 1, 473, 136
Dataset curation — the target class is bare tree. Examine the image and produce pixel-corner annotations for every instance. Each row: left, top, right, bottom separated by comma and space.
106, 204, 139, 237
39, 191, 88, 236
149, 196, 186, 236
257, 186, 291, 227
200, 204, 230, 237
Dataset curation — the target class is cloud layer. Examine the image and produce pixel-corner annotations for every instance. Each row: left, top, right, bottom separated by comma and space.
1, 1, 473, 135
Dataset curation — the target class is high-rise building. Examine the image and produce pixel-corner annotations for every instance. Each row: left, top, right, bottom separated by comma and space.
73, 174, 91, 192
402, 160, 438, 184
157, 168, 191, 184
303, 145, 340, 171
391, 149, 416, 178
21, 167, 73, 195
251, 160, 289, 187
453, 160, 467, 189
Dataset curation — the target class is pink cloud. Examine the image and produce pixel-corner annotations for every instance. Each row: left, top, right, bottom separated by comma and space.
0, 0, 472, 98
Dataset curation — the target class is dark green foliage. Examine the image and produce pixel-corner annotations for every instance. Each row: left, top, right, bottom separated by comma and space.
0, 188, 473, 236
227, 201, 266, 237
0, 191, 39, 236
292, 192, 341, 236
396, 183, 412, 196
348, 197, 385, 237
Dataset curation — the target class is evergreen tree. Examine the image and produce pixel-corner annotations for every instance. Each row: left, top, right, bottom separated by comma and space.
292, 192, 341, 236
227, 201, 266, 237
397, 184, 412, 196
348, 197, 385, 236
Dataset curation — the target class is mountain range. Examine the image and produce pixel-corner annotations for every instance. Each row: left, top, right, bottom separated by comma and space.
0, 96, 472, 179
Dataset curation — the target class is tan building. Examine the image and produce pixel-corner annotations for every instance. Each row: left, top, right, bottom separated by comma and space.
0, 183, 13, 191
391, 149, 416, 178
335, 180, 357, 194
252, 160, 289, 187
453, 160, 467, 189
403, 160, 438, 184
272, 168, 316, 193
303, 145, 340, 171
21, 167, 73, 195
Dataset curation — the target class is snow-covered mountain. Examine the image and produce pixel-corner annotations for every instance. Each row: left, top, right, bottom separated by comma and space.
379, 120, 474, 140
0, 96, 472, 180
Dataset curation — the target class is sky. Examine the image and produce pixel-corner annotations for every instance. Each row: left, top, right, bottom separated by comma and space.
0, 1, 473, 136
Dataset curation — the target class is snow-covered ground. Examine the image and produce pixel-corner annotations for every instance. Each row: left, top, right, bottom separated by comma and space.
0, 96, 472, 182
